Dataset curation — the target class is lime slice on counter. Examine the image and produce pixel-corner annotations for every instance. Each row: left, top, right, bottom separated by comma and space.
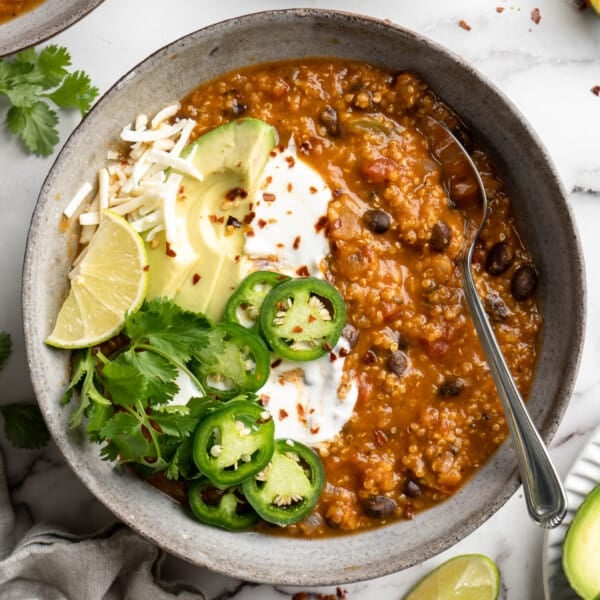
403, 554, 500, 600
45, 210, 148, 349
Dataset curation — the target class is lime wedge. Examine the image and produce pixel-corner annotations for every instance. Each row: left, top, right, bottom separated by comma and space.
403, 554, 500, 600
589, 0, 600, 15
45, 210, 148, 349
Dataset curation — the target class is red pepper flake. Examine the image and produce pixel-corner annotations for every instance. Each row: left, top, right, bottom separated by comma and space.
271, 358, 283, 369
310, 425, 320, 434
165, 242, 176, 258
287, 182, 293, 192
496, 6, 505, 12
234, 255, 240, 263
263, 192, 276, 202
591, 85, 600, 96
258, 218, 267, 229
243, 211, 256, 224
246, 229, 255, 238
278, 409, 288, 420
459, 19, 472, 31
339, 347, 349, 358
531, 7, 541, 23
269, 150, 277, 157
363, 349, 377, 364
322, 342, 333, 352
293, 235, 301, 250
296, 265, 310, 277
286, 155, 296, 168
143, 264, 150, 272
314, 215, 328, 233
293, 325, 304, 333
192, 273, 201, 285
308, 314, 316, 324
329, 351, 338, 363
309, 186, 318, 194
297, 403, 306, 419
225, 186, 248, 201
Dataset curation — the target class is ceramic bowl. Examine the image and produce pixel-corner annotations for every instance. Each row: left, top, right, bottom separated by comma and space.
0, 0, 104, 57
22, 9, 586, 586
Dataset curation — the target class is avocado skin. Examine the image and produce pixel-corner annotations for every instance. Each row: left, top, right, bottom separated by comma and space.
146, 119, 277, 320
562, 483, 600, 599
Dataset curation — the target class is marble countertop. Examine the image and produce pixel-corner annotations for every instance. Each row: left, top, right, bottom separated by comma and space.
1, 1, 599, 598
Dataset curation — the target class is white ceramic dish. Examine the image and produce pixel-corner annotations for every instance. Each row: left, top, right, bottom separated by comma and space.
543, 425, 600, 599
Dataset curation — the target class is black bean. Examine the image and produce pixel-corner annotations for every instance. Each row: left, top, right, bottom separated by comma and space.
438, 377, 465, 398
363, 209, 392, 233
403, 479, 422, 498
364, 495, 397, 518
318, 105, 340, 137
386, 351, 408, 376
430, 220, 451, 252
511, 265, 538, 300
485, 241, 515, 276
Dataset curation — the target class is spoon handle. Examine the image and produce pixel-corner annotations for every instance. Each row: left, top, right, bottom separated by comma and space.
461, 257, 567, 528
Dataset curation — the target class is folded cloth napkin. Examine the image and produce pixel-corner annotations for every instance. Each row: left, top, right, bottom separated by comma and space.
0, 450, 206, 600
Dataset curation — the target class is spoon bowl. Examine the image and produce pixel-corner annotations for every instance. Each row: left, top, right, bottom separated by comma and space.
418, 114, 568, 529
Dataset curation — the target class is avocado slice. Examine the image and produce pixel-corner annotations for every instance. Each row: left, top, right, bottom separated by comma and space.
146, 119, 277, 320
563, 483, 600, 599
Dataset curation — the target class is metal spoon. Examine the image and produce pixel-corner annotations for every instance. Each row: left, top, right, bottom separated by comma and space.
417, 115, 567, 528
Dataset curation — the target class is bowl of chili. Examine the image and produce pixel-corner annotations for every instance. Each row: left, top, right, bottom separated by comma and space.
0, 0, 105, 57
23, 8, 585, 585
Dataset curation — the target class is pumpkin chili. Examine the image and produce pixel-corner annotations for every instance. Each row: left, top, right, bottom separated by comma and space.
163, 57, 542, 537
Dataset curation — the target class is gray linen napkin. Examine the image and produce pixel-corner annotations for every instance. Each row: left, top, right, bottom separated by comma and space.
0, 450, 205, 600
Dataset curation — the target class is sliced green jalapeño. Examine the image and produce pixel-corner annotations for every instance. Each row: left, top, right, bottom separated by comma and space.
242, 438, 325, 526
259, 277, 346, 361
188, 479, 259, 531
192, 399, 275, 487
191, 321, 270, 398
224, 270, 290, 331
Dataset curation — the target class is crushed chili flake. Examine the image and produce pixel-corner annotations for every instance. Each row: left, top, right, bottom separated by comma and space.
234, 255, 240, 263
531, 7, 541, 23
279, 409, 289, 420
246, 229, 255, 237
226, 215, 242, 228
315, 215, 328, 233
296, 265, 310, 277
271, 358, 283, 369
209, 214, 225, 224
293, 325, 304, 333
310, 426, 320, 434
308, 314, 316, 324
459, 19, 472, 31
258, 218, 267, 229
363, 349, 377, 364
192, 273, 201, 285
165, 242, 176, 258
591, 85, 600, 96
339, 347, 349, 358
243, 211, 256, 224
322, 342, 333, 352
297, 403, 306, 419
329, 351, 338, 363
496, 6, 505, 12
263, 192, 276, 202
287, 182, 293, 192
225, 186, 248, 201
309, 186, 318, 194
293, 235, 301, 250
286, 155, 296, 168
143, 264, 150, 272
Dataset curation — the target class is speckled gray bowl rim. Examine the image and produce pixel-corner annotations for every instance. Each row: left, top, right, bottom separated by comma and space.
22, 8, 586, 586
0, 0, 105, 57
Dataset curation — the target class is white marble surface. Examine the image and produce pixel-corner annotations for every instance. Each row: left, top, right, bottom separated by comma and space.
0, 0, 599, 598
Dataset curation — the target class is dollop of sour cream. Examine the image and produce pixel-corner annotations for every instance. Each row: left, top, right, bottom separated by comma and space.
242, 141, 358, 446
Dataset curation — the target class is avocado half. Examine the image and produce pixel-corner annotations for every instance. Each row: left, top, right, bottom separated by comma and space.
146, 118, 277, 320
562, 483, 600, 599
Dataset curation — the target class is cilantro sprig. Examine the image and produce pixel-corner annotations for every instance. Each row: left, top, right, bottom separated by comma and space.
0, 331, 50, 450
63, 299, 213, 477
0, 45, 99, 156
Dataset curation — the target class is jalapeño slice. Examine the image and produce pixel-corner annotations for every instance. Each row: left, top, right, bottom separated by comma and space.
191, 322, 270, 398
224, 270, 290, 331
188, 479, 259, 531
259, 277, 346, 361
242, 438, 325, 526
192, 399, 275, 487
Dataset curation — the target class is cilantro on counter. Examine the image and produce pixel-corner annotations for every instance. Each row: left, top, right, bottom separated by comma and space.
0, 45, 99, 156
0, 331, 49, 450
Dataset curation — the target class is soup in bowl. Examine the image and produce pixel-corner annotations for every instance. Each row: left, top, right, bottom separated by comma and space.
23, 9, 585, 585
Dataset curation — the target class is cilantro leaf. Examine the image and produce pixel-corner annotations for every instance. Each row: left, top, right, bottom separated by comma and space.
0, 332, 11, 371
124, 350, 179, 406
99, 411, 159, 466
0, 403, 50, 450
125, 298, 211, 364
7, 102, 59, 156
0, 44, 98, 156
102, 357, 147, 407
